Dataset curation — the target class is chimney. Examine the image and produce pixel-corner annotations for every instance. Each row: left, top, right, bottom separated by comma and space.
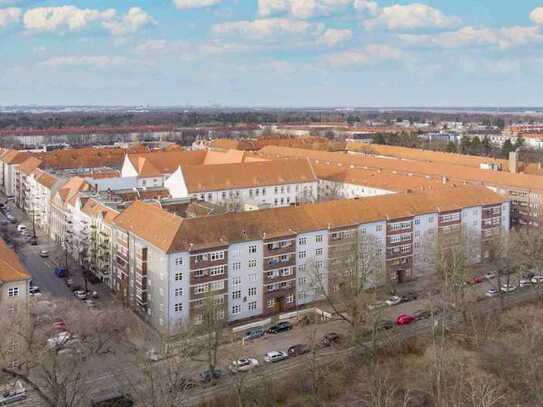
509, 150, 519, 174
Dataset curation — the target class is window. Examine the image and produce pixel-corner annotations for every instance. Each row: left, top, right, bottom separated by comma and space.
175, 257, 183, 266
194, 270, 205, 278
232, 290, 241, 299
249, 245, 257, 253
376, 224, 383, 232
248, 273, 257, 282
267, 298, 275, 308
175, 288, 183, 297
232, 276, 241, 286
216, 309, 225, 320
210, 280, 225, 291
298, 264, 305, 273
232, 262, 241, 270
210, 251, 225, 261
315, 248, 323, 256
315, 260, 323, 269
316, 234, 323, 243
298, 237, 307, 245
286, 294, 294, 303
429, 216, 434, 223
248, 287, 257, 296
232, 305, 241, 315
248, 301, 257, 311
194, 283, 207, 295
222, 191, 226, 199
299, 251, 306, 259
174, 303, 183, 312
8, 287, 19, 297
298, 277, 306, 286
414, 219, 420, 225
262, 188, 266, 195
248, 259, 257, 268
210, 266, 225, 276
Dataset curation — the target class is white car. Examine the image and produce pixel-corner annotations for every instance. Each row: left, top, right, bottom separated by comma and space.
47, 331, 71, 349
519, 279, 532, 288
229, 358, 259, 373
385, 296, 402, 306
485, 288, 499, 297
484, 272, 496, 280
531, 275, 543, 284
16, 224, 27, 232
501, 284, 516, 293
73, 290, 87, 300
263, 351, 288, 363
39, 250, 49, 257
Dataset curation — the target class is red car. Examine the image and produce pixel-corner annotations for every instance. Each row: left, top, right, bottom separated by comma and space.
53, 319, 66, 331
395, 314, 415, 326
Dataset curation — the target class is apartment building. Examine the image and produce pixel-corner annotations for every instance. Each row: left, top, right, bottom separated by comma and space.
111, 185, 509, 335
164, 159, 319, 208
257, 146, 542, 227
0, 150, 31, 196
313, 162, 447, 199
0, 237, 31, 368
50, 177, 91, 246
121, 149, 267, 188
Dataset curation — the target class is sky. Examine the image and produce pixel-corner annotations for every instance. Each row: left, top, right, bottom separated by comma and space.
1, 0, 543, 107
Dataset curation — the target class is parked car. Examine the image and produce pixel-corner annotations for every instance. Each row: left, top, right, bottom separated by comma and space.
0, 380, 26, 406
91, 391, 134, 407
321, 332, 343, 346
400, 291, 417, 302
229, 358, 259, 373
501, 283, 516, 293
385, 295, 402, 306
531, 275, 543, 284
413, 309, 431, 320
39, 250, 49, 257
53, 319, 66, 331
264, 351, 288, 363
395, 314, 415, 326
54, 267, 66, 278
267, 321, 292, 334
519, 278, 532, 288
288, 344, 309, 357
375, 320, 394, 331
244, 327, 265, 340
47, 331, 71, 349
468, 276, 484, 284
199, 369, 223, 383
29, 286, 40, 295
73, 290, 87, 300
484, 272, 496, 280
16, 224, 26, 232
486, 288, 499, 297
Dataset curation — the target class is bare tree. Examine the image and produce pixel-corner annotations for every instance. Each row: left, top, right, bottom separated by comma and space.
310, 230, 386, 346
0, 299, 132, 407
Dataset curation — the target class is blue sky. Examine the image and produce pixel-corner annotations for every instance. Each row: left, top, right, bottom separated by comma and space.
1, 0, 543, 107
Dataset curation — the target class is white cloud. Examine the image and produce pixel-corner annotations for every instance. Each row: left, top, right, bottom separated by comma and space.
102, 7, 155, 36
258, 0, 352, 19
323, 43, 403, 67
23, 6, 115, 32
530, 7, 543, 25
399, 26, 543, 50
316, 28, 352, 46
173, 0, 222, 10
365, 3, 461, 30
0, 7, 20, 27
213, 18, 323, 40
135, 39, 252, 60
353, 0, 379, 15
23, 6, 154, 36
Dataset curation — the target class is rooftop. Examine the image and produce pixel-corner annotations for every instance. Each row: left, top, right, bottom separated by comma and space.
0, 237, 31, 283
114, 184, 506, 253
